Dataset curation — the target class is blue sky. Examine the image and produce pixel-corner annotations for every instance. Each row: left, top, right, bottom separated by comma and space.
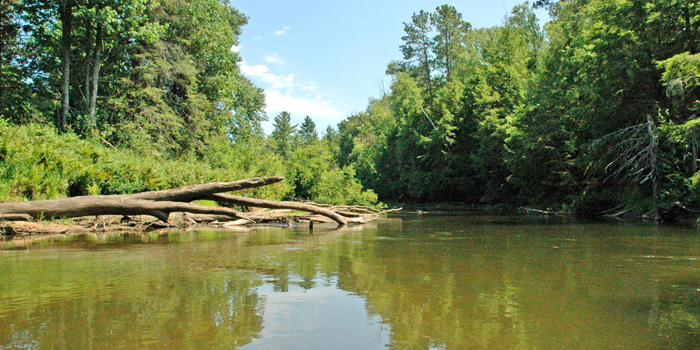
228, 0, 549, 134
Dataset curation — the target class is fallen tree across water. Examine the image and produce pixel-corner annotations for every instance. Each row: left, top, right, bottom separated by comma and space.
0, 177, 396, 231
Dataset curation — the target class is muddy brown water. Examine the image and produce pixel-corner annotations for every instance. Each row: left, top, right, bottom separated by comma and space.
1, 212, 699, 349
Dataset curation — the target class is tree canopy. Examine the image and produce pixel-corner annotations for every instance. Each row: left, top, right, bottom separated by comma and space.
0, 0, 378, 207
332, 0, 700, 213
5, 0, 700, 214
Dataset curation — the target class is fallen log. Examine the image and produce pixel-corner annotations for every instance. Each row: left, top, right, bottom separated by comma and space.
0, 213, 33, 221
209, 194, 358, 225
303, 201, 384, 214
128, 177, 284, 202
0, 176, 388, 227
0, 197, 248, 223
180, 213, 240, 223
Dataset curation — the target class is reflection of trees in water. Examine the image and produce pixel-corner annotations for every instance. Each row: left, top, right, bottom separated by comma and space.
0, 275, 264, 349
0, 227, 376, 349
656, 279, 700, 350
328, 223, 700, 350
0, 233, 268, 349
2, 224, 699, 349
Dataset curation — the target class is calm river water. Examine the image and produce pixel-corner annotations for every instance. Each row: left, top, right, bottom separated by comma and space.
1, 212, 699, 349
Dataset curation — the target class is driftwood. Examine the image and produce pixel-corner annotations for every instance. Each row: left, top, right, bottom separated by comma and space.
0, 176, 393, 229
0, 213, 33, 221
520, 207, 560, 215
0, 197, 250, 223
209, 194, 362, 225
127, 177, 284, 202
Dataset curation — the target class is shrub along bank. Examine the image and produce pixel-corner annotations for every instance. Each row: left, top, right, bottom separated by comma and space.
0, 121, 378, 207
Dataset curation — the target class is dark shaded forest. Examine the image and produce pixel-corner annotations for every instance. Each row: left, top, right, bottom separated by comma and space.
2, 0, 700, 216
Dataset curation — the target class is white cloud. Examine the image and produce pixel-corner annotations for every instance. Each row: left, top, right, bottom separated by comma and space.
240, 61, 315, 91
300, 83, 317, 91
265, 53, 284, 64
238, 59, 346, 133
261, 73, 296, 90
275, 26, 290, 35
239, 62, 269, 76
265, 90, 344, 121
230, 45, 241, 53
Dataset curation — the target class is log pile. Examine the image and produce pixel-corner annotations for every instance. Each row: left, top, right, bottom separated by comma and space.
0, 177, 396, 229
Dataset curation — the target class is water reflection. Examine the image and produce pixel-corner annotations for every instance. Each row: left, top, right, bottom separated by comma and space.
242, 280, 389, 350
0, 233, 266, 349
0, 214, 699, 349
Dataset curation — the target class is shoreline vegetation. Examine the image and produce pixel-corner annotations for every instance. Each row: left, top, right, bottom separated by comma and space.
2, 1, 700, 234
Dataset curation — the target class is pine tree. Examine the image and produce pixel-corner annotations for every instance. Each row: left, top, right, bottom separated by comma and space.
298, 116, 318, 146
271, 111, 297, 159
400, 10, 435, 100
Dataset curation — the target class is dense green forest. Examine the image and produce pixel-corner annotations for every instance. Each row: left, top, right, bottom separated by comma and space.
0, 0, 376, 206
333, 0, 700, 215
2, 0, 700, 215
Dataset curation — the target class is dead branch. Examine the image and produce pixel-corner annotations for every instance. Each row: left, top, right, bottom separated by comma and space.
128, 176, 284, 202
0, 213, 33, 221
180, 213, 239, 223
303, 201, 385, 214
520, 207, 558, 215
210, 194, 357, 225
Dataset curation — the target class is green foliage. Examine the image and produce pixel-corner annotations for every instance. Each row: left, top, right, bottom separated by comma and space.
285, 142, 379, 206
311, 166, 379, 207
0, 121, 289, 202
331, 0, 700, 210
271, 111, 297, 159
431, 5, 470, 81
297, 116, 319, 146
6, 0, 265, 158
0, 1, 377, 207
401, 10, 435, 97
8, 0, 700, 210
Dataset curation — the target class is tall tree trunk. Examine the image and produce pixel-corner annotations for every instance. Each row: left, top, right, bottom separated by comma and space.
648, 116, 659, 220
89, 22, 102, 129
692, 139, 698, 175
446, 43, 451, 81
422, 45, 433, 101
683, 5, 696, 54
84, 21, 92, 110
59, 1, 73, 131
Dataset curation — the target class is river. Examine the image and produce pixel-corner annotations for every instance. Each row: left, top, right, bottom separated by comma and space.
1, 212, 699, 349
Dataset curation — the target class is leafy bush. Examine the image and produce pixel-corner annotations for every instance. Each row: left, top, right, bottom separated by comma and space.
312, 166, 379, 207
285, 144, 380, 206
0, 121, 290, 202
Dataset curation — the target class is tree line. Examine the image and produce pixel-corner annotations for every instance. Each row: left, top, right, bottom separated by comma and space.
328, 0, 700, 213
0, 0, 377, 206
3, 0, 700, 214
1, 0, 265, 157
